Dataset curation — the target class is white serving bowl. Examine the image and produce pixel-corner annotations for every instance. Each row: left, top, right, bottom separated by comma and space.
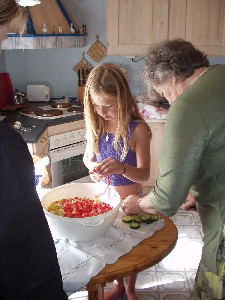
41, 182, 122, 241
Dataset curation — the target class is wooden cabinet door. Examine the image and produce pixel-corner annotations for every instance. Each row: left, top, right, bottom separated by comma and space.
143, 122, 165, 188
107, 0, 169, 55
167, 0, 225, 55
185, 0, 225, 56
107, 0, 225, 56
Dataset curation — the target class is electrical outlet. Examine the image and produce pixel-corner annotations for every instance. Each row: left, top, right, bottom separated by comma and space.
125, 56, 135, 60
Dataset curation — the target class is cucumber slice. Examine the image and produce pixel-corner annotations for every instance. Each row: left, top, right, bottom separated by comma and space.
141, 214, 160, 224
151, 215, 160, 222
141, 214, 152, 223
132, 215, 142, 223
122, 215, 133, 223
130, 222, 141, 229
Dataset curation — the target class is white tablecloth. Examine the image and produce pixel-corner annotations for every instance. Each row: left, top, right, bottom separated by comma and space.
53, 216, 165, 296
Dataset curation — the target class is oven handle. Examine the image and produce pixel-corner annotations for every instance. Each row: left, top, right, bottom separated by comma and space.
50, 141, 86, 163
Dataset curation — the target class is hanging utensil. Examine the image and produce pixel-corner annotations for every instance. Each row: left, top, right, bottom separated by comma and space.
82, 69, 85, 85
78, 69, 81, 86
86, 69, 89, 83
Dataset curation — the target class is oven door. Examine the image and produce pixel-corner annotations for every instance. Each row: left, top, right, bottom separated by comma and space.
50, 141, 92, 188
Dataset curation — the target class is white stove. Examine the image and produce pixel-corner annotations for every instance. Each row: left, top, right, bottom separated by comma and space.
49, 128, 86, 151
49, 127, 91, 188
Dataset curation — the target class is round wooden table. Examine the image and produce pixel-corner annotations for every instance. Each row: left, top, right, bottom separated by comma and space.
86, 216, 178, 300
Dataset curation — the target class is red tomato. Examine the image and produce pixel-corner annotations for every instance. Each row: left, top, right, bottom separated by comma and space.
48, 196, 113, 218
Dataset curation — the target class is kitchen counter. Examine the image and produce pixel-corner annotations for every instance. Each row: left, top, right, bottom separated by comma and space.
0, 101, 167, 144
0, 101, 84, 143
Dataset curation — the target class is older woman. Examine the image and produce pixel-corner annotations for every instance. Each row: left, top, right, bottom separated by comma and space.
123, 39, 225, 299
0, 1, 67, 299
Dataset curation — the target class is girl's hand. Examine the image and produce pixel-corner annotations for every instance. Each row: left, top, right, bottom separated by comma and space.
94, 157, 125, 177
89, 171, 101, 182
89, 162, 102, 182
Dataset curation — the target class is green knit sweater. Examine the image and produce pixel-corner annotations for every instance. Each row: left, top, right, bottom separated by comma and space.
149, 64, 225, 274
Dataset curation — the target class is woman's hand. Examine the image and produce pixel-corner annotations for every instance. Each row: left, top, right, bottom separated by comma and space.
94, 157, 125, 177
121, 195, 142, 215
122, 194, 160, 215
181, 193, 196, 210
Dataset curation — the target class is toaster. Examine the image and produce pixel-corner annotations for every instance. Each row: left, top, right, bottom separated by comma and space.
27, 84, 51, 102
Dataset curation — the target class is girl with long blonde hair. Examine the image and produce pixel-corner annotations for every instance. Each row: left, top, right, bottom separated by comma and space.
83, 63, 151, 300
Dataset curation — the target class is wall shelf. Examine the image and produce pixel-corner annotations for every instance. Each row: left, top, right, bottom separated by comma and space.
1, 33, 87, 50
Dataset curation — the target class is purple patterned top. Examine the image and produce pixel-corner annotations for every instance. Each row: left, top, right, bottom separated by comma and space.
96, 121, 138, 186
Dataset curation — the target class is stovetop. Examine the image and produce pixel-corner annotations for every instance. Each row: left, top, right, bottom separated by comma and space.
20, 104, 82, 120
1, 100, 84, 143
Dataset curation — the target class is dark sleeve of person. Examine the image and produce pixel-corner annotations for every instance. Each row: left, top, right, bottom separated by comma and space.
0, 123, 68, 300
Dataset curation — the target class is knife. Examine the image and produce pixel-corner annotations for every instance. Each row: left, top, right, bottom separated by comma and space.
78, 69, 81, 86
86, 69, 89, 83
82, 69, 85, 85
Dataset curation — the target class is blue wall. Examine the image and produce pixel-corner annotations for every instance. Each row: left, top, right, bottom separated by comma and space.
1, 0, 225, 99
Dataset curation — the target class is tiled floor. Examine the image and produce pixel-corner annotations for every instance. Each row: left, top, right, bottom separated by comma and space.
69, 209, 203, 300
133, 208, 203, 299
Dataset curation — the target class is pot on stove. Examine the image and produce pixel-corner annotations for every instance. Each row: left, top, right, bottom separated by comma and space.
13, 89, 26, 105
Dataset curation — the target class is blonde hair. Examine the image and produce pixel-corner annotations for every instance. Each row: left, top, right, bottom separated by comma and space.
0, 0, 27, 35
0, 0, 19, 26
84, 63, 145, 160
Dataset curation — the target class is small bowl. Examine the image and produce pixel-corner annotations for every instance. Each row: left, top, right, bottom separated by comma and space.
41, 182, 122, 241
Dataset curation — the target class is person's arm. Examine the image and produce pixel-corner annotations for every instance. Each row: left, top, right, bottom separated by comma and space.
122, 194, 160, 215
83, 144, 101, 182
123, 100, 209, 217
122, 122, 151, 182
83, 144, 96, 170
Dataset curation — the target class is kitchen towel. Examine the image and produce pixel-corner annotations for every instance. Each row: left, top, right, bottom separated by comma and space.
137, 102, 168, 120
54, 216, 165, 295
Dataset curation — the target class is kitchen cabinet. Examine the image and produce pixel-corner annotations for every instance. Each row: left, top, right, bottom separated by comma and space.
107, 0, 225, 56
143, 121, 165, 188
